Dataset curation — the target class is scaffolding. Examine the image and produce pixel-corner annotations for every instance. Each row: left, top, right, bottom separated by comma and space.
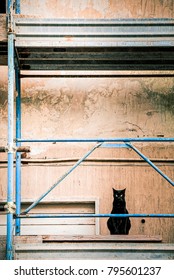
1, 0, 174, 259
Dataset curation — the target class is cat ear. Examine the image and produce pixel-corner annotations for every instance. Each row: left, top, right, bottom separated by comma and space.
122, 188, 126, 193
112, 188, 116, 194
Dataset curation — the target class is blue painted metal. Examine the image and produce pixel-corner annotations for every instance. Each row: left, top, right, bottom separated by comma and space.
7, 0, 11, 14
16, 137, 174, 143
126, 143, 174, 187
15, 138, 174, 187
16, 213, 174, 219
15, 0, 20, 14
101, 143, 129, 148
15, 66, 21, 236
22, 142, 102, 214
7, 31, 15, 260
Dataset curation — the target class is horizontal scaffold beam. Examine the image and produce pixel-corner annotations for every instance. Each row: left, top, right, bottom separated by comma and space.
13, 17, 174, 72
16, 214, 174, 219
14, 17, 174, 47
16, 137, 174, 143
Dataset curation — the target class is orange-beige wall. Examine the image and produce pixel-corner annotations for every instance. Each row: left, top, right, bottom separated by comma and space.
0, 0, 174, 242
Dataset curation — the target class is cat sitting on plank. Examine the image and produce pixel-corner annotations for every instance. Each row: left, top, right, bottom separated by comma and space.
107, 188, 131, 235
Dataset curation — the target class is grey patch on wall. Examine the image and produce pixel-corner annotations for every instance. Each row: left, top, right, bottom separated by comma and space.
0, 87, 7, 119
22, 88, 73, 113
143, 86, 174, 114
83, 83, 116, 119
0, 87, 7, 106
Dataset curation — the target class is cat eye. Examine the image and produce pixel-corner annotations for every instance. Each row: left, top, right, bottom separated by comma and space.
115, 193, 123, 198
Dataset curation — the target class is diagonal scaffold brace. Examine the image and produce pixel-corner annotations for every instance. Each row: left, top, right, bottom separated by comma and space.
126, 142, 174, 187
22, 142, 102, 214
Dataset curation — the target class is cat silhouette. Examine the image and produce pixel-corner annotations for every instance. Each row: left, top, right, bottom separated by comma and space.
107, 188, 131, 234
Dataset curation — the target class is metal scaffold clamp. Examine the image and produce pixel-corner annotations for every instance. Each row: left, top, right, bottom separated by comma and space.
6, 144, 16, 154
0, 145, 31, 153
4, 202, 16, 214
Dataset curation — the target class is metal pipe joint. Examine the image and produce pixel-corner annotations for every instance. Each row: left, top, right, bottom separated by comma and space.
4, 202, 16, 214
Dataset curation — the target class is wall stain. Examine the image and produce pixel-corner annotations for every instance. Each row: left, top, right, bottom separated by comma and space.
143, 86, 174, 114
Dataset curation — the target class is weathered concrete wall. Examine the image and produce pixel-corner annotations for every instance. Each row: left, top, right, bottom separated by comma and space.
1, 69, 174, 155
0, 1, 174, 242
21, 0, 174, 18
1, 66, 174, 240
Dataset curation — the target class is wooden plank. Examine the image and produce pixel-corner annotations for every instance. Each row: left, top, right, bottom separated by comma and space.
42, 234, 162, 243
13, 234, 162, 244
14, 250, 174, 260
14, 242, 174, 260
14, 242, 174, 251
14, 235, 43, 244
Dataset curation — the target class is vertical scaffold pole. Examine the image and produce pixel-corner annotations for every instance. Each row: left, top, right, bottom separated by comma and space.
7, 0, 15, 260
14, 0, 21, 237
15, 66, 21, 236
15, 0, 20, 14
7, 33, 15, 260
7, 1, 11, 14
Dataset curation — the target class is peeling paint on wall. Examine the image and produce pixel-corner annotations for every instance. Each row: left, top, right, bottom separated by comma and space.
1, 74, 174, 144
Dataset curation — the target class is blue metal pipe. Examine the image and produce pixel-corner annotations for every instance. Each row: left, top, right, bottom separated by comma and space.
7, 31, 15, 260
22, 142, 102, 214
15, 0, 20, 14
16, 137, 174, 143
15, 66, 21, 236
7, 0, 11, 14
16, 213, 174, 218
101, 143, 129, 148
126, 143, 174, 187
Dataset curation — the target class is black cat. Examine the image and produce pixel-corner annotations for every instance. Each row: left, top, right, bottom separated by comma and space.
107, 188, 131, 235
